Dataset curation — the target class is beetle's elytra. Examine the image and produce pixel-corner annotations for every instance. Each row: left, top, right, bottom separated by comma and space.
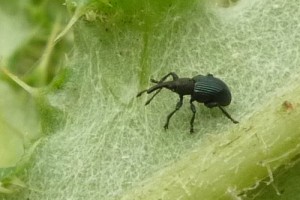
137, 72, 238, 133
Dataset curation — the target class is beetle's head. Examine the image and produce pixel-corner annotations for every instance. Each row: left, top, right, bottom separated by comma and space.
164, 78, 194, 95
136, 78, 194, 106
164, 81, 178, 92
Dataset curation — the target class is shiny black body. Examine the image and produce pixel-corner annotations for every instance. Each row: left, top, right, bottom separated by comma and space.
137, 72, 238, 133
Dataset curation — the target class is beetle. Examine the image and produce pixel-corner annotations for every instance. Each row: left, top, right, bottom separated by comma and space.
137, 72, 239, 133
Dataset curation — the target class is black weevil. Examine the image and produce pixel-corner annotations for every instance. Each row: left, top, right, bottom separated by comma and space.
137, 72, 239, 133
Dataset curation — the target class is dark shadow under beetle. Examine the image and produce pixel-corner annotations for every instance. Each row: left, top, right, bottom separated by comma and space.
137, 72, 239, 133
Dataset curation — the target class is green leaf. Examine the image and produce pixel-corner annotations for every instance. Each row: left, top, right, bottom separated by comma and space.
0, 81, 40, 167
0, 0, 32, 60
0, 80, 40, 194
2, 0, 300, 199
0, 120, 24, 168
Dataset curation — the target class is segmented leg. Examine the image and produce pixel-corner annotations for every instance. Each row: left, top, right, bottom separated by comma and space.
143, 72, 179, 105
218, 106, 239, 124
189, 99, 196, 133
164, 96, 183, 130
151, 72, 179, 83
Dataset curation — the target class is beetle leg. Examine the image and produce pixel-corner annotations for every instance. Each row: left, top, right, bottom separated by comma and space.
151, 72, 179, 84
150, 79, 159, 83
144, 76, 172, 103
158, 72, 179, 82
137, 73, 178, 99
218, 106, 239, 124
136, 89, 148, 97
145, 88, 162, 105
189, 99, 196, 133
164, 95, 183, 130
146, 72, 179, 105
